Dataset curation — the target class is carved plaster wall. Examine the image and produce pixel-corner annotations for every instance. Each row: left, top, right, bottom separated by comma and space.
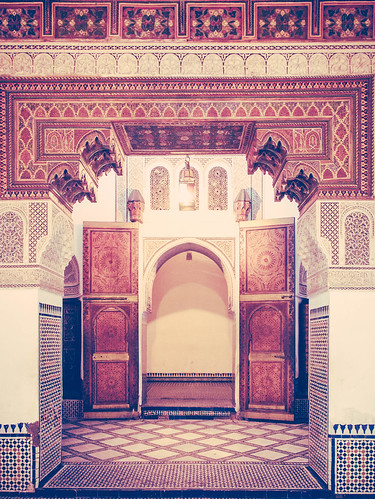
298, 201, 375, 294
1, 42, 375, 78
0, 200, 74, 293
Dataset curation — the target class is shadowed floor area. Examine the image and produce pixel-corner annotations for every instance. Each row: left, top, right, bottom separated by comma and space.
144, 382, 234, 408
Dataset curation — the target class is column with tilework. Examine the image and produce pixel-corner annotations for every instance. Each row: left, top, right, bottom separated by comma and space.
298, 199, 375, 494
0, 200, 73, 492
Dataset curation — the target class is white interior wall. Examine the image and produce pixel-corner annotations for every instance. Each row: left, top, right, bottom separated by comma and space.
0, 288, 42, 422
147, 251, 233, 374
329, 289, 375, 426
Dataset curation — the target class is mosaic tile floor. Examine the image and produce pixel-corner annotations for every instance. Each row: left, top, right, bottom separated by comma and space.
39, 418, 324, 493
61, 418, 310, 464
45, 461, 321, 490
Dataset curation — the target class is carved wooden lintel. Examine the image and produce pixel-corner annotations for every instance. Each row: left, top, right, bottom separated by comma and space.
81, 136, 122, 178
249, 137, 287, 178
275, 169, 319, 207
51, 169, 96, 206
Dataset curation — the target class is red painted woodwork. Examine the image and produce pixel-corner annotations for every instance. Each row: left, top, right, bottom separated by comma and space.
93, 308, 129, 407
83, 223, 139, 413
239, 219, 295, 418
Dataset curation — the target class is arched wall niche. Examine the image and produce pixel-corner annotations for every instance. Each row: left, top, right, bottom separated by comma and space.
143, 237, 235, 314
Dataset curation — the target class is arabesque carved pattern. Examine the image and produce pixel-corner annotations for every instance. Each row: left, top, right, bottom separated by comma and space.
0, 211, 23, 263
208, 167, 228, 210
150, 167, 170, 210
250, 307, 282, 352
90, 231, 131, 294
250, 362, 283, 404
0, 2, 374, 41
345, 211, 370, 266
3, 75, 368, 203
245, 227, 287, 293
96, 309, 128, 353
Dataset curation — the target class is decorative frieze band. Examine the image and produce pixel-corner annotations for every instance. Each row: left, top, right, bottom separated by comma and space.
1, 2, 374, 42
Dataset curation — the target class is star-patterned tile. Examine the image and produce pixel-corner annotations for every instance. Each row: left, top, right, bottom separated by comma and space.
61, 418, 309, 464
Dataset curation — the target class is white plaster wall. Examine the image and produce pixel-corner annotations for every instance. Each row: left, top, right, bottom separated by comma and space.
147, 251, 233, 373
329, 289, 375, 426
72, 170, 117, 292
0, 288, 40, 423
262, 174, 300, 220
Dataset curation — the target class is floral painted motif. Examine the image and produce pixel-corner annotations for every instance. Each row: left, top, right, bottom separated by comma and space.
123, 7, 175, 39
323, 6, 373, 39
55, 7, 107, 39
257, 7, 308, 39
190, 7, 242, 40
0, 7, 40, 39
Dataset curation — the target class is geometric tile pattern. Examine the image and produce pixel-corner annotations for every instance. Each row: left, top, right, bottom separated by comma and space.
309, 307, 329, 484
0, 6, 41, 39
323, 5, 373, 40
0, 435, 33, 492
0, 211, 23, 263
61, 419, 309, 465
1, 1, 374, 40
55, 7, 107, 39
39, 304, 62, 481
334, 437, 375, 494
123, 7, 175, 39
62, 400, 83, 421
208, 167, 228, 211
29, 202, 48, 263
257, 7, 308, 40
344, 211, 370, 266
190, 7, 242, 41
320, 202, 339, 265
44, 460, 321, 490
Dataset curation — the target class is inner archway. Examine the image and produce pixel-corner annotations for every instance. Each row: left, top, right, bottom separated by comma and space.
143, 248, 235, 416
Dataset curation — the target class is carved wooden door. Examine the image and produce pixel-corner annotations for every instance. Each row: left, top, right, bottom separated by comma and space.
239, 218, 295, 421
83, 222, 139, 414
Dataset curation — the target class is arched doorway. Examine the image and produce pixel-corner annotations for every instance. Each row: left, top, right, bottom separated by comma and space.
142, 241, 236, 417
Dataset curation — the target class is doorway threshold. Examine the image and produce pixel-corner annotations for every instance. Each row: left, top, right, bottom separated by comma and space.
141, 406, 235, 419
42, 461, 323, 492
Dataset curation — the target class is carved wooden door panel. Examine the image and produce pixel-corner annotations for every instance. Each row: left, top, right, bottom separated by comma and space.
83, 223, 139, 414
239, 218, 295, 421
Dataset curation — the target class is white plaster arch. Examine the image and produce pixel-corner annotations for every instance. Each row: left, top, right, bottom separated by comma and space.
288, 54, 308, 75
33, 53, 53, 75
0, 53, 12, 74
160, 53, 180, 75
143, 237, 235, 314
139, 54, 159, 75
351, 53, 371, 74
267, 54, 287, 75
181, 53, 201, 75
224, 54, 244, 76
330, 53, 349, 75
54, 53, 74, 75
13, 53, 32, 75
309, 53, 329, 75
118, 53, 138, 75
76, 54, 95, 75
97, 54, 116, 75
245, 54, 266, 75
203, 53, 223, 76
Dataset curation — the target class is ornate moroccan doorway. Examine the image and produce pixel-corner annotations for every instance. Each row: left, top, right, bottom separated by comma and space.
239, 218, 295, 421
